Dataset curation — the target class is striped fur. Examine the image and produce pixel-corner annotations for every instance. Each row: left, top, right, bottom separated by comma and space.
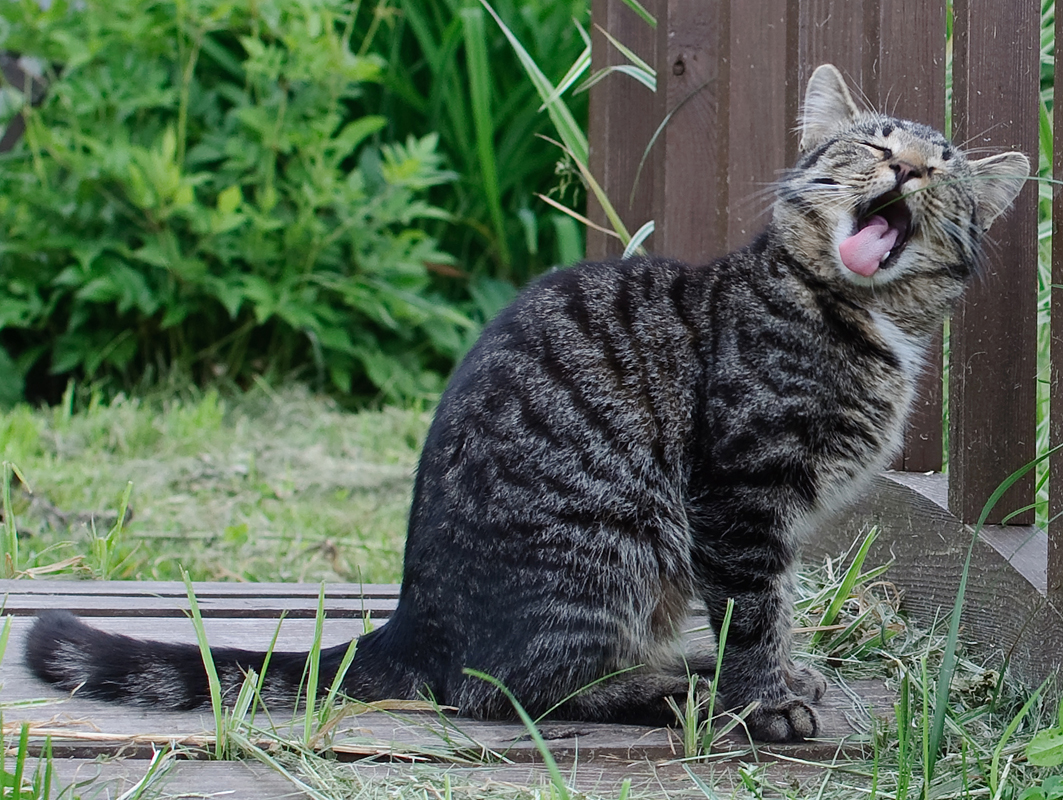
26, 65, 1028, 742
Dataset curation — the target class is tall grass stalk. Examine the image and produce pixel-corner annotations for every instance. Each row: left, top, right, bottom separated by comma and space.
1, 462, 26, 578
927, 441, 1063, 786
810, 527, 879, 648
464, 668, 572, 800
0, 721, 54, 800
302, 585, 327, 743
460, 5, 510, 272
182, 570, 226, 759
481, 1, 637, 249
89, 480, 133, 580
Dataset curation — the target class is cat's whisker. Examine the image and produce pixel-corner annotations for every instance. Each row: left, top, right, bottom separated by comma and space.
954, 121, 1011, 151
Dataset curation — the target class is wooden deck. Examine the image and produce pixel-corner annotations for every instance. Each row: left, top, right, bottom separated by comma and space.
1, 580, 891, 798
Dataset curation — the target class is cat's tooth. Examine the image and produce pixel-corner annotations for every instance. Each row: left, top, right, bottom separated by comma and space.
881, 250, 891, 263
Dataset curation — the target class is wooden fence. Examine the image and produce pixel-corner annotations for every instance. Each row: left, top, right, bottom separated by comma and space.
587, 0, 1063, 671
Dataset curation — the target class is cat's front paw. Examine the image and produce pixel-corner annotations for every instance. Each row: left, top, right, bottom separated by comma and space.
744, 697, 819, 742
785, 663, 827, 702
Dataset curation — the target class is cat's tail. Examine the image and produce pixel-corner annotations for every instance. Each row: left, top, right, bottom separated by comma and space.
24, 610, 408, 710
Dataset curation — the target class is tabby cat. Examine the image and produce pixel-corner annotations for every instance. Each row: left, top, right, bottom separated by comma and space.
26, 65, 1028, 742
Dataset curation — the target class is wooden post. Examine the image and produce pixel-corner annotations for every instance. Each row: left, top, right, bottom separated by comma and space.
652, 0, 730, 263
793, 0, 946, 471
723, 0, 790, 251
586, 0, 659, 261
949, 0, 1040, 525
1050, 0, 1063, 602
874, 0, 947, 472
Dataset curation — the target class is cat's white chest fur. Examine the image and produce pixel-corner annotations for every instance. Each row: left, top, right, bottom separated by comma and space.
792, 310, 928, 543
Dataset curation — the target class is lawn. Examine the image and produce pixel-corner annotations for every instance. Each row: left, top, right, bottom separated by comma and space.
1, 385, 428, 584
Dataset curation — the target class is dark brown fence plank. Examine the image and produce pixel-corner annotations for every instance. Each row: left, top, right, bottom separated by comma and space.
724, 0, 789, 251
652, 0, 729, 263
948, 0, 1040, 524
0, 580, 400, 597
1050, 1, 1063, 602
587, 0, 659, 260
875, 0, 947, 472
795, 0, 873, 97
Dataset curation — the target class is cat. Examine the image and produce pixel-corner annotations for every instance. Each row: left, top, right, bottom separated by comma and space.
25, 64, 1028, 743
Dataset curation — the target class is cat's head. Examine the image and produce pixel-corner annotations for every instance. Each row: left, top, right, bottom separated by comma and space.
773, 64, 1029, 290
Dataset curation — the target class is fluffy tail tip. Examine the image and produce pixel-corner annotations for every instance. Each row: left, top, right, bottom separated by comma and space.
25, 610, 100, 688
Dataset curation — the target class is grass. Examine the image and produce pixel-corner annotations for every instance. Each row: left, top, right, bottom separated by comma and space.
0, 383, 429, 584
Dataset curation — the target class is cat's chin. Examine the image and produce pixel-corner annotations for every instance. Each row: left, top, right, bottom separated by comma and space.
832, 252, 912, 287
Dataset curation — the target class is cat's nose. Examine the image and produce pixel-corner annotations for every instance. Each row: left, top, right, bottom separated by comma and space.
890, 159, 925, 187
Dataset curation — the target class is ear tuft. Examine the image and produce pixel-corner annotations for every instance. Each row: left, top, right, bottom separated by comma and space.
799, 65, 861, 153
967, 152, 1030, 229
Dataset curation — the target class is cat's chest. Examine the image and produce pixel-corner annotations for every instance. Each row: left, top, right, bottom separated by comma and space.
802, 309, 926, 518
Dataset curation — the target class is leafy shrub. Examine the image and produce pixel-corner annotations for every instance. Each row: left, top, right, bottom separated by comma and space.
0, 0, 482, 404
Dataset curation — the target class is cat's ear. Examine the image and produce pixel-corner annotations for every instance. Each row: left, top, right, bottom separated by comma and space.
799, 64, 861, 153
967, 152, 1030, 229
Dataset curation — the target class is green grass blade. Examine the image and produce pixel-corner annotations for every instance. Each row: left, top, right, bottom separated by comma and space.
990, 678, 1045, 792
540, 134, 630, 243
618, 0, 656, 27
593, 23, 655, 77
539, 44, 591, 111
702, 597, 734, 752
480, 0, 588, 166
0, 615, 11, 668
303, 584, 327, 743
622, 220, 655, 258
579, 63, 656, 94
464, 668, 571, 800
927, 441, 1063, 783
811, 526, 879, 647
183, 570, 226, 758
2, 462, 18, 578
11, 724, 28, 800
683, 763, 723, 799
461, 5, 510, 272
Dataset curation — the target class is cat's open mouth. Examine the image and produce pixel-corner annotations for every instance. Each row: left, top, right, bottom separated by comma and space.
839, 190, 913, 277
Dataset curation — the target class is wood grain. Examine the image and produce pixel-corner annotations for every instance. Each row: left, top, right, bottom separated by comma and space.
875, 0, 947, 472
1050, 0, 1063, 603
724, 0, 789, 250
948, 0, 1041, 524
586, 0, 659, 260
811, 471, 1063, 686
653, 0, 729, 263
25, 756, 868, 800
2, 595, 891, 764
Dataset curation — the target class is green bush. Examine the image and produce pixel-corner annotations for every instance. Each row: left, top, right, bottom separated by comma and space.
0, 0, 483, 404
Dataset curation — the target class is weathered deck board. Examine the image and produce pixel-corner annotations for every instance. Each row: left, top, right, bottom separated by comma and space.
0, 581, 399, 618
22, 757, 857, 800
0, 580, 891, 799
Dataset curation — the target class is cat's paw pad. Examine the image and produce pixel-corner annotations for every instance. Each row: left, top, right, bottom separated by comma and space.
745, 698, 819, 742
785, 664, 827, 701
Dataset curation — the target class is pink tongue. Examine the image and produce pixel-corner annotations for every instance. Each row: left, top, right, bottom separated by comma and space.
838, 215, 899, 277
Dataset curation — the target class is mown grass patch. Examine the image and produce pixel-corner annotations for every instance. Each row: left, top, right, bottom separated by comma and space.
0, 385, 428, 583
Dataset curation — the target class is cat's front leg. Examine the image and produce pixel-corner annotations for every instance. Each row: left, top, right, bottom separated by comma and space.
697, 566, 823, 742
